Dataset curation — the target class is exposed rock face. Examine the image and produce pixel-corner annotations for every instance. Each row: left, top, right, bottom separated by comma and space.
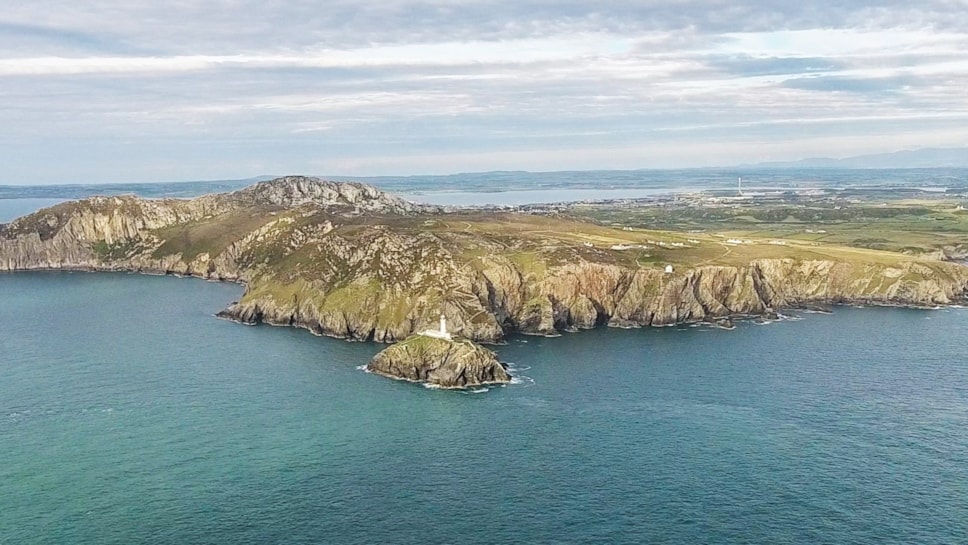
0, 195, 223, 272
3, 176, 968, 344
218, 255, 968, 342
225, 176, 430, 214
0, 176, 428, 278
367, 335, 510, 388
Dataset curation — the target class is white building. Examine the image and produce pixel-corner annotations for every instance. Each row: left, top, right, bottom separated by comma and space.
664, 265, 674, 274
420, 314, 452, 341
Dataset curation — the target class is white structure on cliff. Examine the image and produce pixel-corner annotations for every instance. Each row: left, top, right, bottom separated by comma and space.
420, 314, 452, 341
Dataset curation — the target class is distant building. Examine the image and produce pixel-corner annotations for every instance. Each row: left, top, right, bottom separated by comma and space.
664, 265, 674, 274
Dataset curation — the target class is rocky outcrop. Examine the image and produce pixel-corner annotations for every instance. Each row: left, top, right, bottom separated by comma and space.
367, 335, 511, 388
223, 176, 433, 214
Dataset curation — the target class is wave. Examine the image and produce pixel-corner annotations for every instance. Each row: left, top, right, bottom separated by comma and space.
503, 361, 536, 387
510, 375, 536, 386
462, 387, 491, 394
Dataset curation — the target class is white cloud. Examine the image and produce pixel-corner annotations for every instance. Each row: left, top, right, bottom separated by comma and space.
0, 33, 634, 76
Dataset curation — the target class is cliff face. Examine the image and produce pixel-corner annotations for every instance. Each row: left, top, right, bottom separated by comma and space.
3, 176, 968, 344
219, 254, 968, 342
0, 195, 217, 272
367, 335, 510, 388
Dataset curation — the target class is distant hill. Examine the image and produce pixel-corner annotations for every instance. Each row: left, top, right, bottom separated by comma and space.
747, 147, 968, 169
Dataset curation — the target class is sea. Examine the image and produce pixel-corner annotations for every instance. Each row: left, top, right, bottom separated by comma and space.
2, 170, 968, 544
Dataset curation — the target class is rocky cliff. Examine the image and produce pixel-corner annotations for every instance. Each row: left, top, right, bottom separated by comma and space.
367, 335, 510, 388
0, 176, 432, 279
218, 254, 968, 342
3, 176, 968, 344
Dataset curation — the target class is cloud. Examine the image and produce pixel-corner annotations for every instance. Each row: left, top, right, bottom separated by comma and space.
0, 22, 141, 55
0, 35, 633, 76
781, 75, 917, 94
706, 56, 844, 77
1, 1, 968, 182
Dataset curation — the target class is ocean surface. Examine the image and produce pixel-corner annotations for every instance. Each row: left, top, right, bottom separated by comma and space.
2, 272, 967, 544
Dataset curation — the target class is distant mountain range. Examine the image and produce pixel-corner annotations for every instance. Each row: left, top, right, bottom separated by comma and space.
745, 147, 968, 169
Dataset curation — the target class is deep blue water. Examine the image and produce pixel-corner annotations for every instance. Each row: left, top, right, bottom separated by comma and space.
1, 272, 967, 544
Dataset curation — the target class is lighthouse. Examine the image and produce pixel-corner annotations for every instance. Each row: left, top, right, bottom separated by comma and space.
420, 313, 453, 341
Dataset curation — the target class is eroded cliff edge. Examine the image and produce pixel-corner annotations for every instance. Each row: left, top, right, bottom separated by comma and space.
3, 176, 968, 343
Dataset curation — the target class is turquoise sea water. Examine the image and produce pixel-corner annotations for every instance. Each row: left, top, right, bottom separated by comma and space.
2, 272, 967, 544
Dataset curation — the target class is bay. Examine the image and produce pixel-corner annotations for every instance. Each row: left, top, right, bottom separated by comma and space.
2, 167, 966, 210
1, 272, 967, 544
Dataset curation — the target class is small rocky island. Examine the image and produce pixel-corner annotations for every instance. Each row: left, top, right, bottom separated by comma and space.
367, 315, 511, 388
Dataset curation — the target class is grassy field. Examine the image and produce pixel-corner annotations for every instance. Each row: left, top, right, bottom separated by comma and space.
391, 211, 934, 269
566, 199, 968, 259
134, 194, 967, 284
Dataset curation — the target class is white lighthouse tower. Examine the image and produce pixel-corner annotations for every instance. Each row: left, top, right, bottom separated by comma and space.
439, 314, 449, 338
420, 313, 453, 341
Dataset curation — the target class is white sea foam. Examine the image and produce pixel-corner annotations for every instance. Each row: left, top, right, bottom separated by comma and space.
501, 361, 535, 386
510, 375, 536, 386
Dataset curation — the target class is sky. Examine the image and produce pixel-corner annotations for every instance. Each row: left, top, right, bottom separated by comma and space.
2, 1, 968, 184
